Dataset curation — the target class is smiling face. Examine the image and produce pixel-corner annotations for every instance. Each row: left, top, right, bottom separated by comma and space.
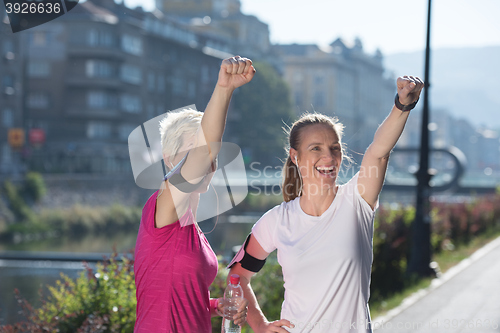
290, 124, 342, 195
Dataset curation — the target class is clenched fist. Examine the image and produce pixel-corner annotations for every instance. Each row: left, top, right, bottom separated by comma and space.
217, 56, 256, 90
397, 75, 424, 106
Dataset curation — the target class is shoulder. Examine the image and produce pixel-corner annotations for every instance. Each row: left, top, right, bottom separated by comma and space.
140, 190, 176, 235
337, 172, 360, 196
263, 198, 297, 221
252, 199, 298, 235
142, 190, 160, 217
251, 201, 292, 254
339, 172, 378, 213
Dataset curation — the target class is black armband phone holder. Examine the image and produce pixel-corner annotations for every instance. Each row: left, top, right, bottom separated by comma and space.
227, 234, 267, 273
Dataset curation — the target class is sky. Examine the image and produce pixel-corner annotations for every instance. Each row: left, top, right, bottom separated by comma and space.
126, 0, 500, 56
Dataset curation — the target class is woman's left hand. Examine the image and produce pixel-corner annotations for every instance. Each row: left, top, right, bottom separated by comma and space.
233, 297, 248, 325
397, 75, 424, 105
217, 297, 249, 326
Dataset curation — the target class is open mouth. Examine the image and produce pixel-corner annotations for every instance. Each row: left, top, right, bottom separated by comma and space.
315, 166, 336, 176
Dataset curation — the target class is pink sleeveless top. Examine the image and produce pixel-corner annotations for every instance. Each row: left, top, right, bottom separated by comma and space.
134, 191, 218, 333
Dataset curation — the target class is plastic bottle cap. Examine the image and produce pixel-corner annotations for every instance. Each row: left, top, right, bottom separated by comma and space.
230, 274, 240, 285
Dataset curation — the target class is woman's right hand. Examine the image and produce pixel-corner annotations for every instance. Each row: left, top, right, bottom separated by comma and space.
217, 56, 255, 91
259, 319, 295, 333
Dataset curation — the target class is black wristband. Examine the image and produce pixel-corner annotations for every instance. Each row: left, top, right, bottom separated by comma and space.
394, 93, 419, 112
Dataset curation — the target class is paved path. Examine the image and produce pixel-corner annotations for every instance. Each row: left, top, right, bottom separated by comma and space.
373, 236, 500, 333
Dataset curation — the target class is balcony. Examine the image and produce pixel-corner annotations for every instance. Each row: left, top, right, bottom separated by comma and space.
65, 76, 121, 89
66, 107, 120, 119
67, 45, 124, 60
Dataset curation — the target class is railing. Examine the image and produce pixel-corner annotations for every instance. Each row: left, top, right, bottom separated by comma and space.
0, 251, 132, 263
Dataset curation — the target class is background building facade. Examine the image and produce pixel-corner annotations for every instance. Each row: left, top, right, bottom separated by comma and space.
1, 0, 230, 175
273, 38, 395, 157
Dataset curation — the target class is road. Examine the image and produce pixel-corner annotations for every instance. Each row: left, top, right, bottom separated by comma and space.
373, 236, 500, 333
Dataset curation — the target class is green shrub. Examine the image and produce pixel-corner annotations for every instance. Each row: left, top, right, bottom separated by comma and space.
2, 252, 136, 333
0, 194, 15, 233
22, 172, 46, 203
3, 204, 143, 241
370, 205, 414, 302
2, 180, 36, 224
370, 193, 500, 304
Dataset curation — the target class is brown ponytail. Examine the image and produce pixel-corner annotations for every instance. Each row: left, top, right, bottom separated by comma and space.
282, 156, 302, 202
282, 112, 348, 202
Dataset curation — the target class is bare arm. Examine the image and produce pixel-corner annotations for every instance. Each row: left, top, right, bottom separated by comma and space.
180, 56, 255, 187
155, 57, 255, 228
228, 235, 294, 333
358, 76, 424, 209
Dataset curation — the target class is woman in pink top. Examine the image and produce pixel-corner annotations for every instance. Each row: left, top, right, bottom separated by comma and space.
134, 56, 255, 332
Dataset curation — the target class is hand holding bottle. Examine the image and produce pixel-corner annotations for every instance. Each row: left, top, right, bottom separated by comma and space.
222, 274, 248, 332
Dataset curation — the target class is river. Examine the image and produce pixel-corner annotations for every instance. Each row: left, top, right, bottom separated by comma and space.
0, 218, 254, 327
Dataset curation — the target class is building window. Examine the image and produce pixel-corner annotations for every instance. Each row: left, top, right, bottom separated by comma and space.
88, 91, 115, 109
101, 31, 113, 46
28, 60, 50, 77
121, 34, 142, 56
87, 121, 111, 139
120, 94, 141, 113
157, 75, 165, 92
157, 105, 164, 115
88, 30, 98, 46
314, 75, 325, 85
187, 81, 196, 99
120, 64, 142, 85
148, 72, 155, 91
293, 72, 303, 84
86, 60, 113, 78
2, 144, 13, 166
119, 124, 136, 141
2, 109, 13, 127
201, 65, 209, 84
2, 75, 14, 88
28, 92, 49, 109
2, 40, 14, 53
171, 76, 183, 95
30, 31, 48, 46
88, 30, 114, 47
147, 103, 154, 119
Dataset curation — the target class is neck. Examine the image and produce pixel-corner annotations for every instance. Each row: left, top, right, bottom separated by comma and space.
299, 184, 338, 217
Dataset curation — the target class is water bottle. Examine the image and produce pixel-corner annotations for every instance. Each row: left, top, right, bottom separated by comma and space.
222, 274, 243, 333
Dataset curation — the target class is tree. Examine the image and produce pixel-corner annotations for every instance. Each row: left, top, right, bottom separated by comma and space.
228, 61, 294, 168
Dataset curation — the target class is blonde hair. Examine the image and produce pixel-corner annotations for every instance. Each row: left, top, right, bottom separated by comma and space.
282, 112, 348, 202
159, 108, 203, 165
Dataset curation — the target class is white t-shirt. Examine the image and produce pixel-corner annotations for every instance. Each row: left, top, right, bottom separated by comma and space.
252, 173, 378, 333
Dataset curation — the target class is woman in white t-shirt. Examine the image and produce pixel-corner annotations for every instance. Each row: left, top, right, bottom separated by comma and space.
227, 76, 424, 333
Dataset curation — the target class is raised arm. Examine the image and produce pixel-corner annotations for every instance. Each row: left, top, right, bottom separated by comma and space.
182, 56, 255, 183
228, 235, 294, 333
358, 76, 424, 209
156, 57, 255, 228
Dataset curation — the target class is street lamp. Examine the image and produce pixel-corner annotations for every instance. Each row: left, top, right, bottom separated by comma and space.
407, 0, 435, 277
